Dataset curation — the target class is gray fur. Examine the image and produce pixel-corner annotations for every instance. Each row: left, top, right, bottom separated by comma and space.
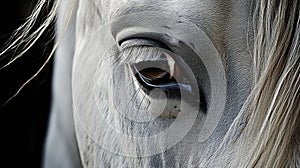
43, 1, 81, 167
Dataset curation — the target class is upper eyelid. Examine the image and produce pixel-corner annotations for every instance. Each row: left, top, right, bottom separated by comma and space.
119, 37, 172, 51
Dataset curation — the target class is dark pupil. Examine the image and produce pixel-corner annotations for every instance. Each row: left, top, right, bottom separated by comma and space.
138, 67, 176, 85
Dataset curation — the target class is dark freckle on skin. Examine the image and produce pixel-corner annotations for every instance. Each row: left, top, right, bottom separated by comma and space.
161, 25, 171, 29
178, 40, 184, 45
164, 34, 172, 39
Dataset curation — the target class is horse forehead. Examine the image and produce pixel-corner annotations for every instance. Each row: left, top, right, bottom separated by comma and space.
85, 0, 246, 52
95, 0, 232, 23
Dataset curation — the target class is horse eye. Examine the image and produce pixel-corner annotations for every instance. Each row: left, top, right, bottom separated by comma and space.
132, 60, 176, 86
130, 50, 195, 99
120, 38, 201, 113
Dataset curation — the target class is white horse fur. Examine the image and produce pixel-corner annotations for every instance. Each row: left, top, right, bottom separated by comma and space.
2, 0, 299, 167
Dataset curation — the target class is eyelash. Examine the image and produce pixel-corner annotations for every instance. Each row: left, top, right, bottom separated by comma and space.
119, 37, 172, 51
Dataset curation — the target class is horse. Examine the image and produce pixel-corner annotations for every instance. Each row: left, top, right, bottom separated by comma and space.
2, 0, 299, 167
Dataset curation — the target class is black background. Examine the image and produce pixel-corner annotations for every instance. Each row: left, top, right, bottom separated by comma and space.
0, 1, 53, 167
